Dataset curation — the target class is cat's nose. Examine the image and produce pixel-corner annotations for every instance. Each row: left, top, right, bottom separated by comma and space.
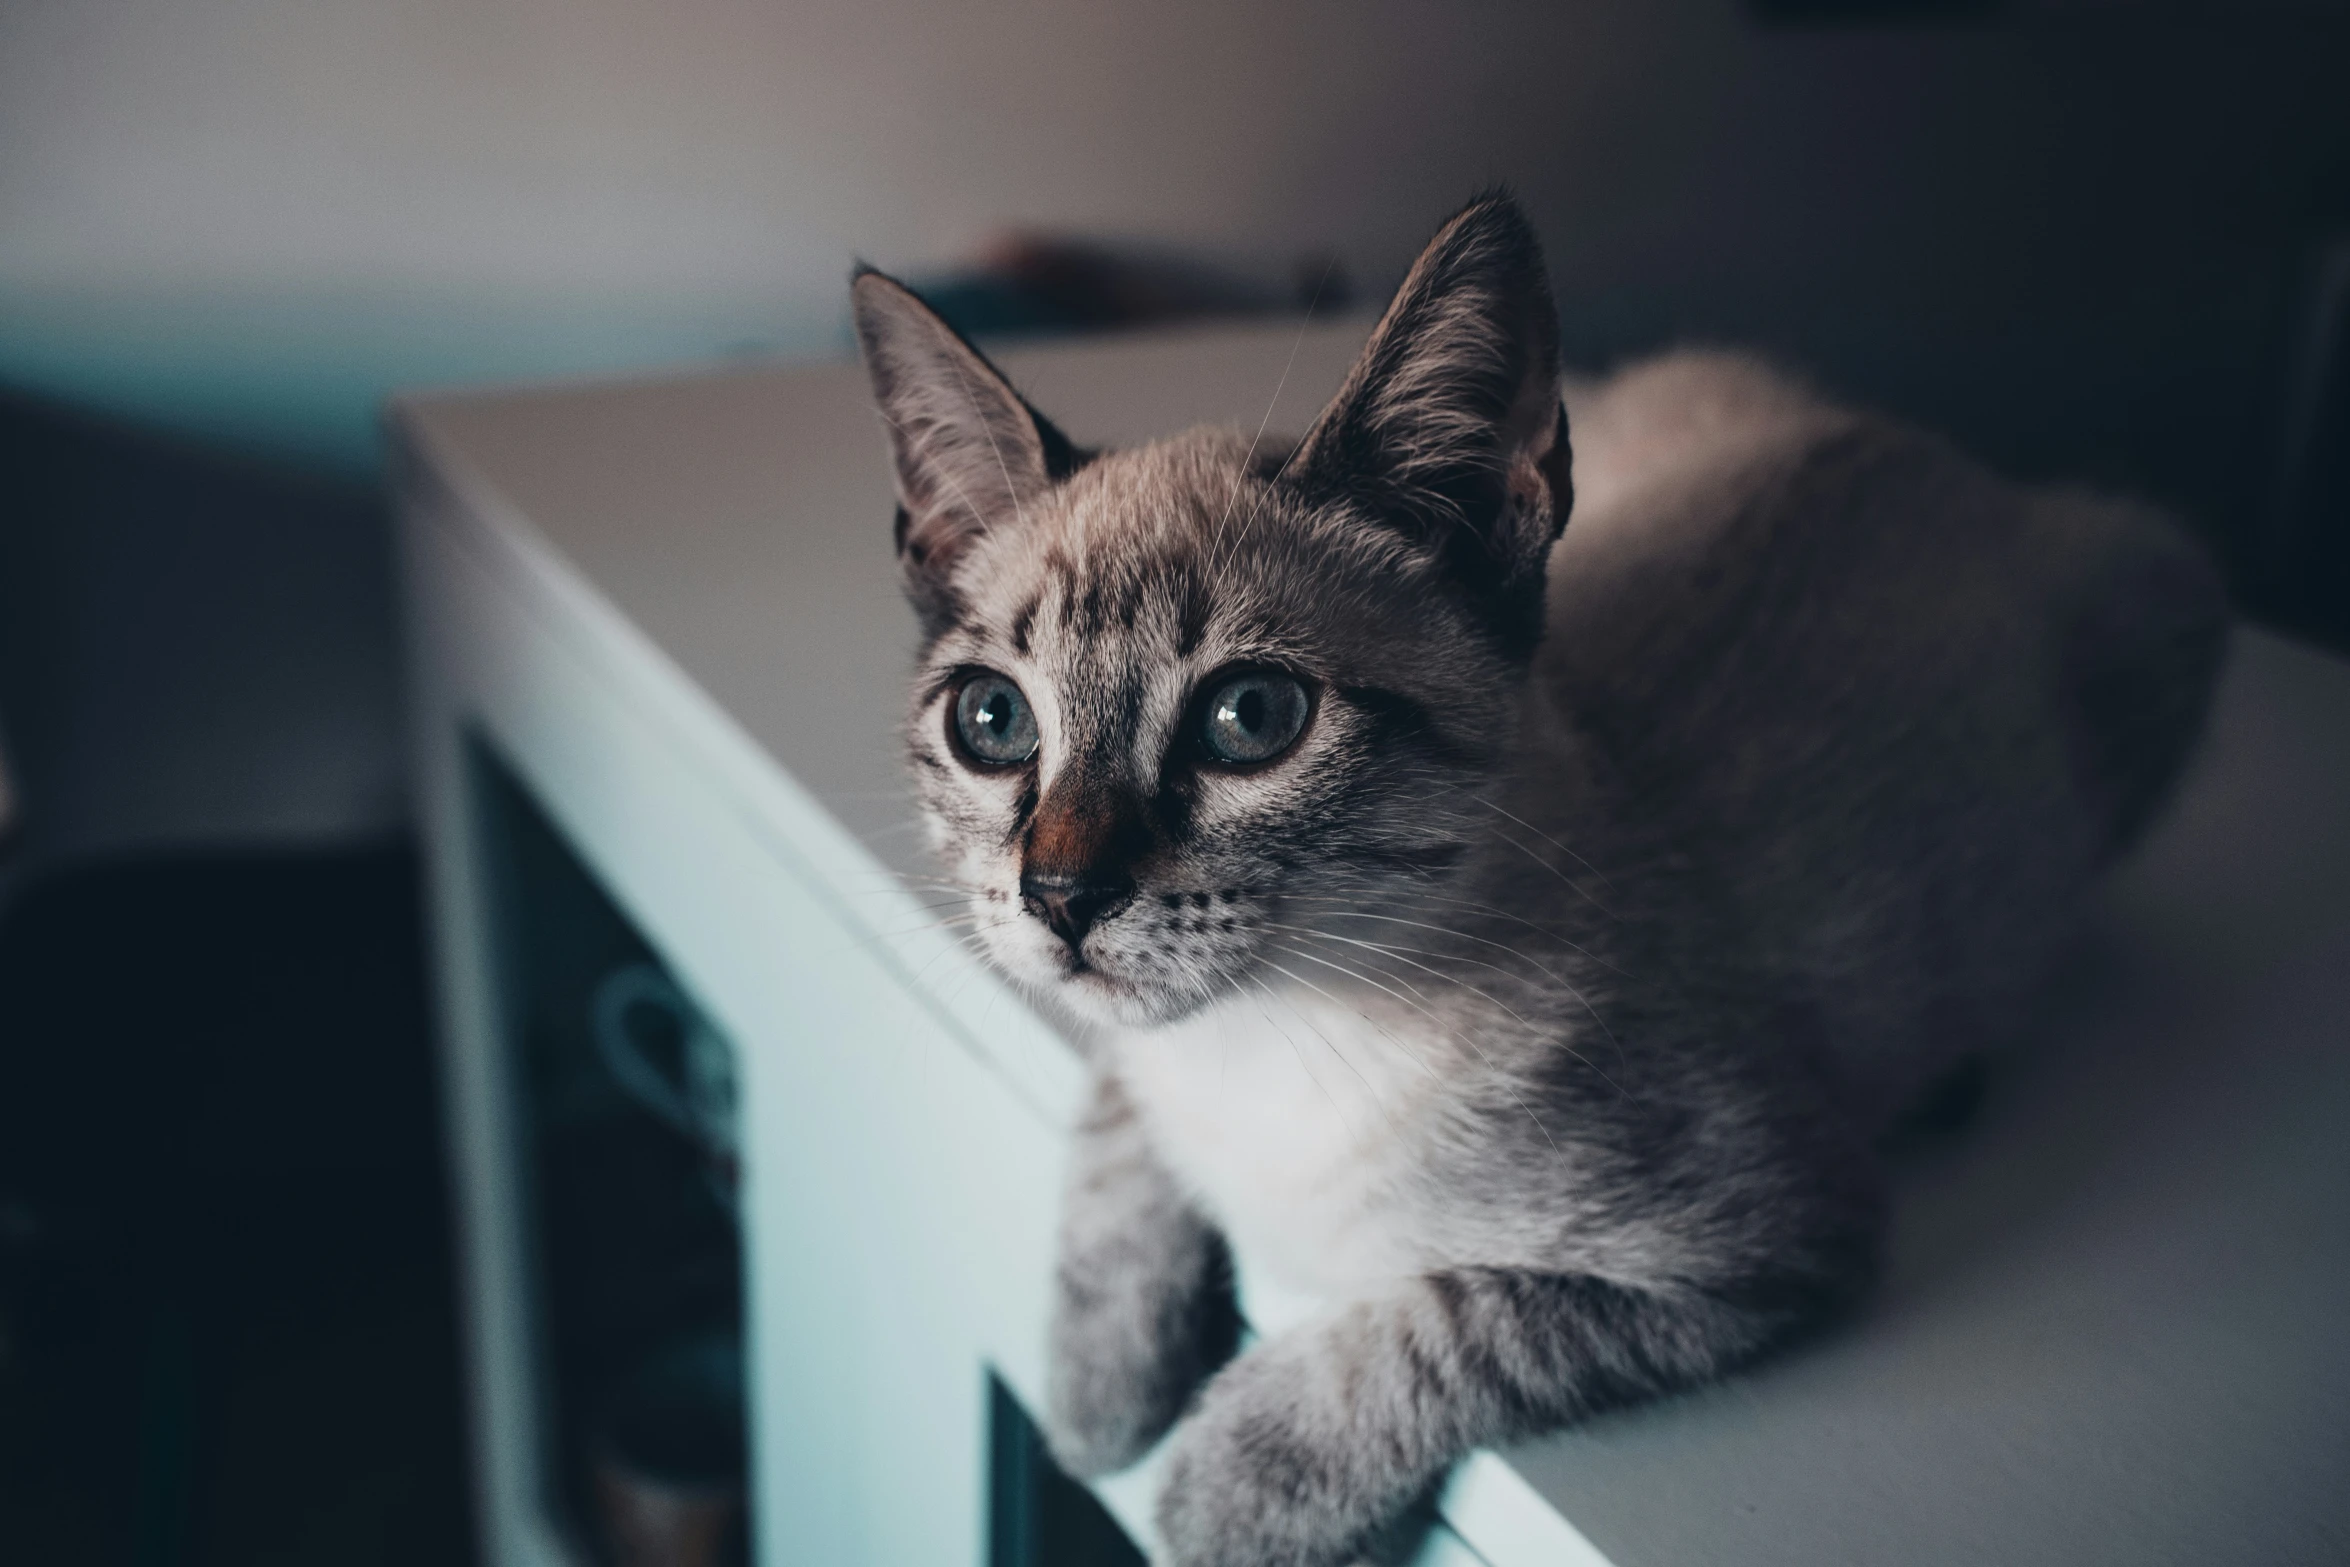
1022, 775, 1147, 952
1020, 868, 1134, 950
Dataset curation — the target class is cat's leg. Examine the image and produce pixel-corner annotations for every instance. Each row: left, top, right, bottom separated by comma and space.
1047, 1067, 1240, 1478
1154, 1266, 1862, 1567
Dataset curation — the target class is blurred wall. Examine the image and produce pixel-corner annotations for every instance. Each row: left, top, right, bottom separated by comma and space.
0, 394, 404, 862
8, 0, 2348, 474
1, 0, 2345, 854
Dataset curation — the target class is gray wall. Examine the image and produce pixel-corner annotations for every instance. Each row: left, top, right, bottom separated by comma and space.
2, 0, 2345, 857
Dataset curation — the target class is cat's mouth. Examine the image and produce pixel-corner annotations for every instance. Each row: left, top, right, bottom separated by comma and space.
1044, 957, 1157, 1024
1020, 937, 1202, 1027
1061, 949, 1248, 1031
1057, 946, 1134, 995
979, 888, 1253, 1027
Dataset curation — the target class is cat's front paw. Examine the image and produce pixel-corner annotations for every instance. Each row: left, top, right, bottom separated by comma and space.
1044, 1345, 1175, 1479
1154, 1354, 1389, 1567
1045, 1236, 1241, 1477
1046, 1282, 1234, 1477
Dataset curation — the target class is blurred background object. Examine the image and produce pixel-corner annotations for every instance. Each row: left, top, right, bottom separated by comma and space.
2, 1, 2348, 1561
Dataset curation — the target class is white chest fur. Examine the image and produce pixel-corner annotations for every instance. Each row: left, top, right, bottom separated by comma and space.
1110, 985, 1453, 1298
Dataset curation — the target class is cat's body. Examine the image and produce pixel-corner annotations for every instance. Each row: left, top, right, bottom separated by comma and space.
1113, 348, 2218, 1310
853, 196, 2226, 1567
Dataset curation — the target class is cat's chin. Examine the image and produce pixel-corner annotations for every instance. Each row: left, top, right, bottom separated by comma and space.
980, 922, 1236, 1029
1038, 966, 1222, 1031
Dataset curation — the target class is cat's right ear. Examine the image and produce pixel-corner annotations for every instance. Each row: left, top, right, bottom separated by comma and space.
1287, 193, 1568, 660
851, 268, 1077, 631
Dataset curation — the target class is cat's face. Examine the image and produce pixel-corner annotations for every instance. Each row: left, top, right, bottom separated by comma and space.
855, 195, 1569, 1028
903, 434, 1522, 1025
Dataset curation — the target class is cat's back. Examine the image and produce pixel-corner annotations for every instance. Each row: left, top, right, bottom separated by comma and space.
1539, 350, 2087, 788
1559, 349, 1828, 527
1541, 348, 2223, 840
1547, 349, 2065, 672
1524, 350, 2227, 1119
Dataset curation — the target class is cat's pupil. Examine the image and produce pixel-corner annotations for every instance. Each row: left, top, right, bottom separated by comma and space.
1233, 689, 1264, 733
982, 694, 1012, 734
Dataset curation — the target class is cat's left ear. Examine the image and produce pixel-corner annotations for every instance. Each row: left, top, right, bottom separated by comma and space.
852, 267, 1081, 633
1289, 192, 1570, 657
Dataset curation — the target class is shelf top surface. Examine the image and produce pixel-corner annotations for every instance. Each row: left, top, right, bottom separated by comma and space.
396, 321, 2350, 1567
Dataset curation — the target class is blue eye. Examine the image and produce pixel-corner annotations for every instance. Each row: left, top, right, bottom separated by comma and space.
953, 673, 1039, 765
1200, 672, 1309, 765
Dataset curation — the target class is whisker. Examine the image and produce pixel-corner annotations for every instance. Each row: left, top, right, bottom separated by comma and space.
1264, 944, 1559, 1153
1280, 906, 1594, 997
1476, 820, 1618, 918
1270, 902, 1628, 1072
856, 902, 1000, 942
1271, 926, 1626, 1096
1279, 891, 1626, 975
1471, 797, 1619, 893
906, 916, 1020, 988
869, 403, 997, 539
942, 352, 1033, 535
1211, 263, 1333, 574
1254, 952, 1439, 1089
1244, 980, 1350, 1129
1250, 966, 1397, 1114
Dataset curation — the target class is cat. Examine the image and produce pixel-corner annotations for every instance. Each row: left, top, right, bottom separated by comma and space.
852, 192, 2228, 1567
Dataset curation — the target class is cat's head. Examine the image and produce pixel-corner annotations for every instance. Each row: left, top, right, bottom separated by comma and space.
854, 194, 1569, 1027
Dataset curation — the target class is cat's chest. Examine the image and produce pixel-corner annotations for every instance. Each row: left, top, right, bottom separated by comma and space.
1110, 990, 1452, 1297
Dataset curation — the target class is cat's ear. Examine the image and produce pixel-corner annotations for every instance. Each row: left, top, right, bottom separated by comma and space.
851, 268, 1079, 629
1289, 192, 1570, 656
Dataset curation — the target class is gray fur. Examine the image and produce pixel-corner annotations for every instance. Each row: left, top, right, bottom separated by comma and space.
853, 193, 2229, 1566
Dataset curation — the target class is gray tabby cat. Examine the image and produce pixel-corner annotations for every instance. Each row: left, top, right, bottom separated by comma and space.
851, 193, 2227, 1567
